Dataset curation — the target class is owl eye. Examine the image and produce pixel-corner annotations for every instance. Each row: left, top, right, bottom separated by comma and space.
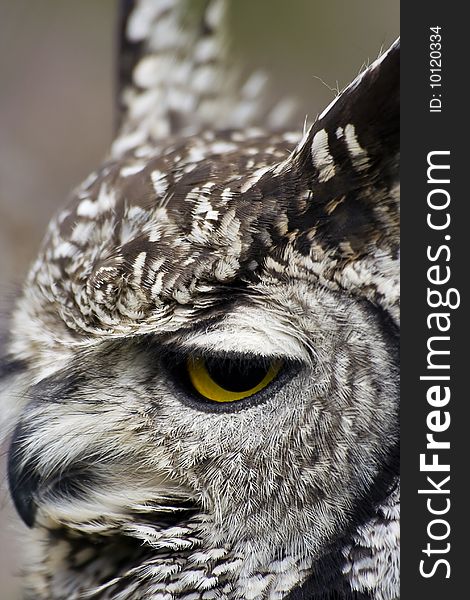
186, 356, 282, 403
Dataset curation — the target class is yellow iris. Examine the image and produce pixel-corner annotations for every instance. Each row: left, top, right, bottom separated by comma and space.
187, 357, 282, 403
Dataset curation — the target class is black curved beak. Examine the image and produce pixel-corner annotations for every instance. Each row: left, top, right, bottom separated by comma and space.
8, 422, 40, 528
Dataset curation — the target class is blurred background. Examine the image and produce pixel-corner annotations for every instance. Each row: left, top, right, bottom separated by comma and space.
0, 1, 399, 597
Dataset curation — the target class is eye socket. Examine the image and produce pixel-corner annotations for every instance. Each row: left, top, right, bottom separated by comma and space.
186, 356, 283, 403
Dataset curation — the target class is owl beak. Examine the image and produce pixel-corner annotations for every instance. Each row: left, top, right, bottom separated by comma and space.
8, 422, 40, 528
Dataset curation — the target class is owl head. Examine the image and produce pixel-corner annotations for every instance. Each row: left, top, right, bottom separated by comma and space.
1, 2, 399, 598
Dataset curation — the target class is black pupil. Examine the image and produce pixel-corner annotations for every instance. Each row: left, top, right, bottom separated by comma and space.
204, 357, 271, 392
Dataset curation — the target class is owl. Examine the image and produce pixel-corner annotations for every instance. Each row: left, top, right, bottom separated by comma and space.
0, 1, 399, 599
